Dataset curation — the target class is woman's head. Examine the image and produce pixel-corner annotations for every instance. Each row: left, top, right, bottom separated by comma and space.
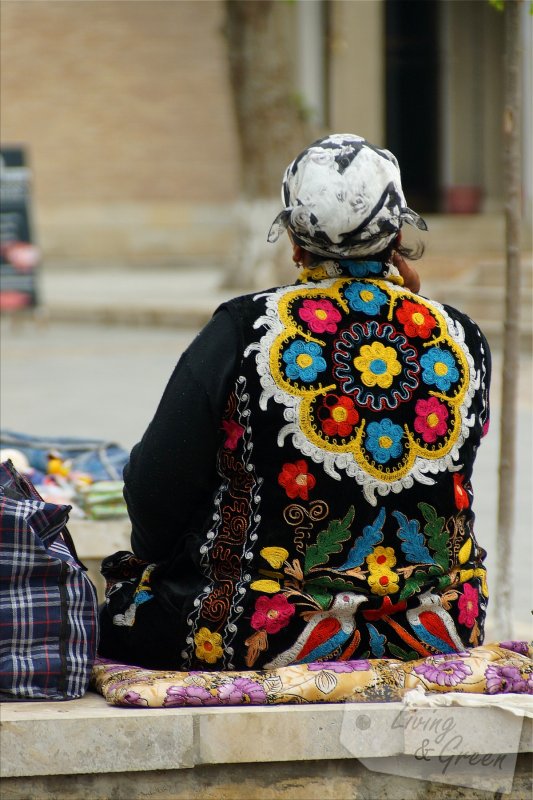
268, 133, 427, 261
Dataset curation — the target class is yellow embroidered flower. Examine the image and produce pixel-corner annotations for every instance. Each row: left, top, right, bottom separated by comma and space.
366, 546, 397, 572
353, 342, 402, 389
368, 568, 400, 596
194, 627, 224, 664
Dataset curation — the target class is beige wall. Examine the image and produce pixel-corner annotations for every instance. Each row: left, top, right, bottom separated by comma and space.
0, 0, 241, 262
329, 0, 385, 145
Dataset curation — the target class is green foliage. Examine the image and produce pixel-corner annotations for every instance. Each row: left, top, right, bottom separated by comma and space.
399, 570, 429, 601
489, 0, 505, 10
387, 643, 420, 661
418, 502, 449, 571
304, 586, 333, 610
304, 507, 355, 572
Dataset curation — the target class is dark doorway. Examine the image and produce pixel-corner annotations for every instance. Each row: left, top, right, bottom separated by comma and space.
385, 0, 440, 212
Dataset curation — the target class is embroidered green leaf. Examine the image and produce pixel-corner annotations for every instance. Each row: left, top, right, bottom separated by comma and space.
304, 585, 333, 610
388, 643, 419, 661
304, 506, 355, 573
399, 570, 429, 601
436, 574, 452, 592
418, 501, 449, 571
304, 575, 359, 594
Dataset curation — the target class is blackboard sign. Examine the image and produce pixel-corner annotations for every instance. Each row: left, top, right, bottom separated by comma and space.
0, 146, 40, 310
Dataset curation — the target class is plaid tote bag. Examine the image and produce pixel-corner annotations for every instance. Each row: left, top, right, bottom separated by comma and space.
0, 460, 99, 700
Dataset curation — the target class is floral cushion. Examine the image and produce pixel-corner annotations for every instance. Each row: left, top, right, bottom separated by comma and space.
91, 642, 532, 708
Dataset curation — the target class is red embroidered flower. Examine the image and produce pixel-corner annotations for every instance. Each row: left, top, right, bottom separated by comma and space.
221, 419, 245, 450
397, 300, 437, 339
453, 473, 470, 510
250, 594, 295, 634
414, 397, 449, 443
458, 583, 479, 628
278, 459, 316, 500
318, 394, 360, 438
298, 299, 342, 334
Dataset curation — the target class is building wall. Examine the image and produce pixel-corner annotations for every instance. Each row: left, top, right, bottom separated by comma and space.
328, 0, 385, 145
0, 0, 241, 263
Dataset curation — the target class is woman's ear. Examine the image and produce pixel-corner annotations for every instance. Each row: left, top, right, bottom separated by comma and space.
292, 243, 304, 265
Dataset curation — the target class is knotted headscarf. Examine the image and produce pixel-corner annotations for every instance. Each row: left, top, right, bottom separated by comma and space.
268, 133, 427, 260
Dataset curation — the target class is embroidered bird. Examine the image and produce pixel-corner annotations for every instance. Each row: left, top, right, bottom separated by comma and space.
264, 592, 368, 669
406, 590, 464, 653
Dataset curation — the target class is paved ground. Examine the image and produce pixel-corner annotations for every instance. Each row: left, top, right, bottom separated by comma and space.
1, 264, 531, 641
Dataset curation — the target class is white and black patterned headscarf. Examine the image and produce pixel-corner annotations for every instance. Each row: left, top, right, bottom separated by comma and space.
268, 133, 427, 260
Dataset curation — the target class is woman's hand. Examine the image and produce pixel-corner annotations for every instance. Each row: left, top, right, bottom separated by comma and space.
392, 251, 421, 293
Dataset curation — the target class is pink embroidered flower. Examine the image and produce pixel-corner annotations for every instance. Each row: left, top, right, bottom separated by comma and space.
251, 594, 296, 634
221, 419, 245, 450
163, 685, 218, 706
458, 583, 479, 628
318, 394, 360, 438
278, 459, 316, 500
485, 664, 530, 694
413, 658, 473, 687
217, 677, 267, 705
307, 659, 371, 672
298, 299, 342, 334
414, 397, 448, 443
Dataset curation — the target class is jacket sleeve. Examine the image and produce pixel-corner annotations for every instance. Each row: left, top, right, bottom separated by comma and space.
124, 307, 240, 562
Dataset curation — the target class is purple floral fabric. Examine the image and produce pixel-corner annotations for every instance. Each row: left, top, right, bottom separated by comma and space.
91, 642, 532, 708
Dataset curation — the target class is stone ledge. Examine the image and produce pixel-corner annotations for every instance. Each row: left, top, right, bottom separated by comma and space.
1, 691, 531, 780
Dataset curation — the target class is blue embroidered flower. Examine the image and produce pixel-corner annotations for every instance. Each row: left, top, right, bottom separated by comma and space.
365, 418, 403, 464
340, 260, 384, 278
283, 340, 327, 383
420, 348, 459, 391
345, 282, 387, 315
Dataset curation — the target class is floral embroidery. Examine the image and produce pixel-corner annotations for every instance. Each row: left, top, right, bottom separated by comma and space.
194, 627, 224, 665
367, 569, 400, 596
365, 419, 403, 464
278, 459, 316, 500
366, 546, 397, 572
453, 473, 470, 510
217, 677, 267, 704
366, 546, 400, 596
458, 583, 479, 628
283, 340, 327, 383
250, 579, 281, 594
251, 594, 296, 634
318, 394, 359, 438
257, 278, 474, 498
221, 419, 245, 450
341, 260, 383, 278
413, 657, 473, 686
260, 547, 289, 569
345, 281, 387, 314
420, 348, 460, 392
334, 321, 419, 411
414, 397, 449, 443
353, 341, 402, 389
298, 298, 341, 334
396, 299, 437, 339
